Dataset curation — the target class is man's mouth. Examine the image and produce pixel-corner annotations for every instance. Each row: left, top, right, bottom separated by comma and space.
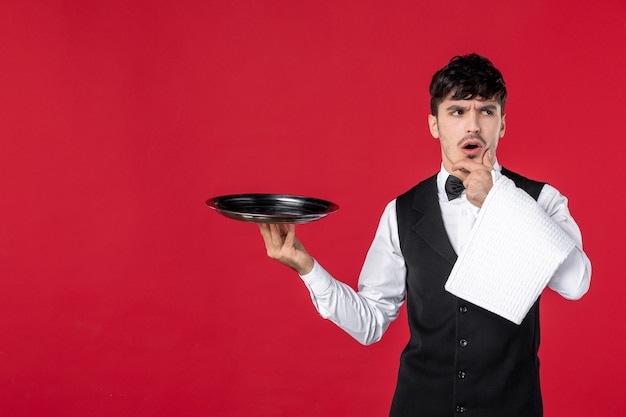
461, 140, 483, 155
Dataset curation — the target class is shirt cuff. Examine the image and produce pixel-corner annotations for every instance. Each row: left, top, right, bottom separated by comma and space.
299, 259, 334, 295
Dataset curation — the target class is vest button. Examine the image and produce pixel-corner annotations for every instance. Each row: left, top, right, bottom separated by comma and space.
459, 305, 468, 313
459, 338, 468, 347
456, 405, 467, 413
457, 370, 466, 379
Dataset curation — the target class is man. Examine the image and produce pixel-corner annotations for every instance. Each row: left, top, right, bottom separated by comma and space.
258, 54, 591, 417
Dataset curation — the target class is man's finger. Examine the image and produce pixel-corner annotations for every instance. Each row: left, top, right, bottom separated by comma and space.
268, 223, 285, 246
452, 151, 495, 174
258, 223, 272, 243
451, 158, 482, 175
283, 224, 296, 248
483, 148, 495, 170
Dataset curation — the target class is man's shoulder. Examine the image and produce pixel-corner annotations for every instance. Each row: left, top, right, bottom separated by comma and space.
395, 173, 439, 216
397, 173, 438, 201
500, 167, 546, 200
500, 166, 543, 183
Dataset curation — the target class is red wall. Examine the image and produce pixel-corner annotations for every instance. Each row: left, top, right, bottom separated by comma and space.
1, 1, 624, 416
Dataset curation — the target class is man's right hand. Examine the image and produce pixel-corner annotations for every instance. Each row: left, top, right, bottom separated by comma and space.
258, 223, 314, 275
451, 148, 495, 208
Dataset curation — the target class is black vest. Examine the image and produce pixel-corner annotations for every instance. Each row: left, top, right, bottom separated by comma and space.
390, 168, 545, 417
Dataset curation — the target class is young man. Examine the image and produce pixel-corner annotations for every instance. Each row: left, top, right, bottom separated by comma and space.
258, 54, 591, 417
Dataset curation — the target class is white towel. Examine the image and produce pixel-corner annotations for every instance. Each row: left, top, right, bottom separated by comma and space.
444, 175, 575, 325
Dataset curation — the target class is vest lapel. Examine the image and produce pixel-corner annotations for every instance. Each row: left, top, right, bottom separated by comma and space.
410, 176, 457, 265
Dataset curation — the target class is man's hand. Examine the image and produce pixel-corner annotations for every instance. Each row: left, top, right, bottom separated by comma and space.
451, 149, 495, 207
258, 223, 314, 275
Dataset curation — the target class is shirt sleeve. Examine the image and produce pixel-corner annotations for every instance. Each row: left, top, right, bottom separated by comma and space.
299, 200, 406, 345
538, 184, 592, 299
486, 170, 591, 300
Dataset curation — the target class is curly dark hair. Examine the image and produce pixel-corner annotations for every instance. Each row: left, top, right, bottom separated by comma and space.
429, 54, 507, 116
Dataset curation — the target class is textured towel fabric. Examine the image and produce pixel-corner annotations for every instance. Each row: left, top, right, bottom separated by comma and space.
444, 175, 576, 325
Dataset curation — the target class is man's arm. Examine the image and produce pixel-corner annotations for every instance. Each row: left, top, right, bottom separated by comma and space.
537, 184, 591, 299
451, 150, 590, 301
258, 202, 406, 345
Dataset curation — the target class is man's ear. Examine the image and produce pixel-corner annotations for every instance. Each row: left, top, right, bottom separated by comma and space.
428, 114, 439, 138
500, 114, 506, 138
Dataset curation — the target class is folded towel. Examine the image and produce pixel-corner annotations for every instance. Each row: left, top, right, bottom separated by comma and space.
444, 175, 575, 325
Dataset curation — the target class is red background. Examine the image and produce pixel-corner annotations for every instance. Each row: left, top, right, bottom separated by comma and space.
0, 1, 624, 416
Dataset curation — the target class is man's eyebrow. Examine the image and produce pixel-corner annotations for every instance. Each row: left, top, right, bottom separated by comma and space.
444, 103, 499, 112
478, 104, 498, 111
445, 104, 467, 111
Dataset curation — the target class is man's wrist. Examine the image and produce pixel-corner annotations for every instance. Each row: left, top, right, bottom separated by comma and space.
296, 256, 314, 276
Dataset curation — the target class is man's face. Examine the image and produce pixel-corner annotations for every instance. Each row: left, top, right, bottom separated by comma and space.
428, 93, 506, 173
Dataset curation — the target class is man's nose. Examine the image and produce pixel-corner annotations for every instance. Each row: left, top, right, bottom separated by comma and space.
466, 111, 480, 133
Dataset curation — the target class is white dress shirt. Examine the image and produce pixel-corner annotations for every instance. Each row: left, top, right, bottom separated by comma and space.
298, 163, 592, 345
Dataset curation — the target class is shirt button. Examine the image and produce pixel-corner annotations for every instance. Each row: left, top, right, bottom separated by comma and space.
457, 370, 466, 379
456, 405, 467, 413
459, 306, 468, 313
459, 338, 468, 347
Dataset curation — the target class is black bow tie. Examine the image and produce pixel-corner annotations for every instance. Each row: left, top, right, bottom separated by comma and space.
445, 175, 465, 200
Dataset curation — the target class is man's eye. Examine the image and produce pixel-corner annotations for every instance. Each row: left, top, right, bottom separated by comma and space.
482, 110, 493, 115
452, 110, 462, 116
